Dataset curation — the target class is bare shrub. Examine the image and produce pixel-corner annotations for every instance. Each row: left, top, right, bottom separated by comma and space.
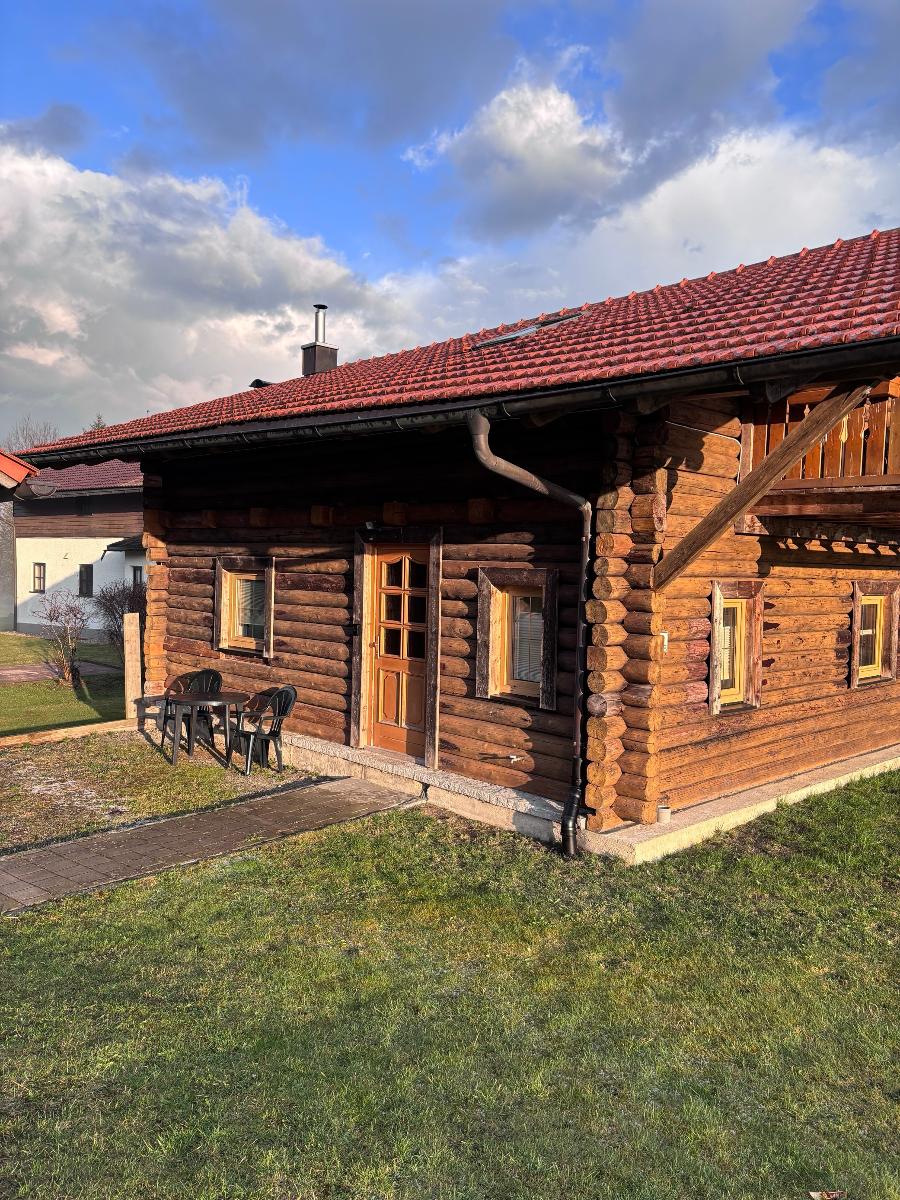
33, 589, 91, 685
92, 580, 147, 664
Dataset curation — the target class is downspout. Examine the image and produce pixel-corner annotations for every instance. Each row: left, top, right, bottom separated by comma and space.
467, 410, 592, 859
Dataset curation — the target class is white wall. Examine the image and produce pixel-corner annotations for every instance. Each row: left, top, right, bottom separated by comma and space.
15, 536, 147, 637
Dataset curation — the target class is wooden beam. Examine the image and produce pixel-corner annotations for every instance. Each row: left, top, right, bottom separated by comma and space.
654, 382, 879, 592
123, 610, 143, 719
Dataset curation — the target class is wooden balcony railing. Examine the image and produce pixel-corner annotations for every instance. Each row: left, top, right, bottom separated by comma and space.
748, 380, 900, 485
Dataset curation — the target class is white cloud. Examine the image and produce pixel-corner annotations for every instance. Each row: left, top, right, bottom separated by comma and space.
0, 146, 423, 437
1, 129, 898, 441
406, 81, 624, 237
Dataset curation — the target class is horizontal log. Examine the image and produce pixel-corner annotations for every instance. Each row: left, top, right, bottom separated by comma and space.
438, 731, 572, 783
167, 582, 214, 600
438, 751, 569, 803
586, 714, 627, 741
274, 606, 351, 629
275, 571, 348, 592
585, 691, 624, 718
442, 544, 577, 563
439, 693, 573, 736
440, 714, 573, 761
586, 600, 628, 625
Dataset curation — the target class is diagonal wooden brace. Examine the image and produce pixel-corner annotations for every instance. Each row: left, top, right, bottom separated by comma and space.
653, 381, 880, 593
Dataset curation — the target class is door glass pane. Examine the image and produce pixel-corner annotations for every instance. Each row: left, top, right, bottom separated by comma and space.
235, 577, 265, 640
511, 593, 543, 683
383, 593, 402, 622
859, 601, 879, 670
720, 604, 737, 691
383, 559, 403, 588
406, 629, 426, 660
408, 559, 428, 589
382, 627, 402, 656
407, 594, 427, 624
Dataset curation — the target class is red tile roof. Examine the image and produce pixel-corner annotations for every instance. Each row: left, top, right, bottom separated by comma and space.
33, 459, 142, 492
29, 227, 900, 457
0, 449, 38, 484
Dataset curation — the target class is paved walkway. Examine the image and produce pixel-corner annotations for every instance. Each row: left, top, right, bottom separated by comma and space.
0, 777, 407, 913
0, 661, 122, 685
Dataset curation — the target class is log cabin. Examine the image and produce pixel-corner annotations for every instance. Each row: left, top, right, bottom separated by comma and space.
24, 228, 900, 855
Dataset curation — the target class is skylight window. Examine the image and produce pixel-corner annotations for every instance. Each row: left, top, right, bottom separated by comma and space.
474, 312, 580, 350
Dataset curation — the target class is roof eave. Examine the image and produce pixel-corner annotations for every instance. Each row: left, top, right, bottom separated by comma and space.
25, 334, 900, 468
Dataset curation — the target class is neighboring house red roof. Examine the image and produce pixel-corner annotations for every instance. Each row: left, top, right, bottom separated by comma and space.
28, 227, 900, 457
0, 449, 38, 485
33, 459, 142, 492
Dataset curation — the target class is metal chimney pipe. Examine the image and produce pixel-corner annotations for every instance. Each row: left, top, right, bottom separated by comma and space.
314, 303, 327, 344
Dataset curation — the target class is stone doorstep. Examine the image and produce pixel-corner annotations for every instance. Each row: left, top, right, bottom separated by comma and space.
282, 732, 563, 824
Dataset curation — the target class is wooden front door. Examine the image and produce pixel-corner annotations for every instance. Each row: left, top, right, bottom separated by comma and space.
369, 546, 429, 756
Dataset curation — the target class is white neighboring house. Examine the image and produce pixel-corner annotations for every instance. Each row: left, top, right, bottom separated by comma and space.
13, 459, 145, 640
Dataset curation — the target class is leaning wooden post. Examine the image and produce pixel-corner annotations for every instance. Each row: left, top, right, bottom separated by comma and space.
653, 381, 879, 593
123, 611, 142, 720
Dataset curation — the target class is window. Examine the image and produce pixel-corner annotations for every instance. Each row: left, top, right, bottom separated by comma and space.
131, 565, 143, 587
214, 560, 274, 657
32, 562, 46, 593
229, 573, 265, 649
78, 564, 93, 597
475, 568, 558, 709
851, 582, 898, 687
710, 581, 763, 714
718, 597, 747, 706
501, 588, 543, 699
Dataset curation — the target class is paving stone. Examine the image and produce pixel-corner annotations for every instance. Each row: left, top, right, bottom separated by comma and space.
0, 777, 406, 913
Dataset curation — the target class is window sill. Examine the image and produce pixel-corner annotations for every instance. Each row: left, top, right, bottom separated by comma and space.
487, 689, 545, 711
715, 700, 760, 716
218, 644, 266, 660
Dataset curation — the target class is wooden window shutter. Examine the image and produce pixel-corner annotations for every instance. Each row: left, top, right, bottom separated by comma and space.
213, 558, 224, 650
263, 561, 275, 661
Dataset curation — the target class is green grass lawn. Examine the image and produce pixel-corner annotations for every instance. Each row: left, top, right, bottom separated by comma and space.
0, 632, 122, 669
0, 674, 125, 737
0, 732, 303, 850
0, 748, 897, 1200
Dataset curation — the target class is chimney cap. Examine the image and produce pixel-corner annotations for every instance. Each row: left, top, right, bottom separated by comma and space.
313, 302, 328, 311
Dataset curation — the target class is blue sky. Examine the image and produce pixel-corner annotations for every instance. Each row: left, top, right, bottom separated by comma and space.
1, 0, 898, 434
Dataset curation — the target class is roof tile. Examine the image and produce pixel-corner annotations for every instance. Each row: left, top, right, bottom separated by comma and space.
28, 227, 900, 458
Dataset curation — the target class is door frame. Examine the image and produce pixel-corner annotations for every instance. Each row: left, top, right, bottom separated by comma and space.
350, 527, 442, 767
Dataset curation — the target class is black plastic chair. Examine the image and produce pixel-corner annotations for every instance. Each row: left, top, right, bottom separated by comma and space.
226, 686, 297, 776
161, 670, 223, 752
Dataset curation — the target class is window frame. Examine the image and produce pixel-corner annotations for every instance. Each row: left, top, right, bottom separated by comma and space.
850, 580, 898, 688
710, 580, 763, 715
78, 563, 93, 598
213, 558, 275, 659
32, 562, 46, 594
475, 567, 558, 710
131, 565, 143, 587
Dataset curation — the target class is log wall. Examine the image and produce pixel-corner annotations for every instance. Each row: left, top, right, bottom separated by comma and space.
140, 392, 899, 830
624, 392, 900, 817
142, 416, 625, 808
